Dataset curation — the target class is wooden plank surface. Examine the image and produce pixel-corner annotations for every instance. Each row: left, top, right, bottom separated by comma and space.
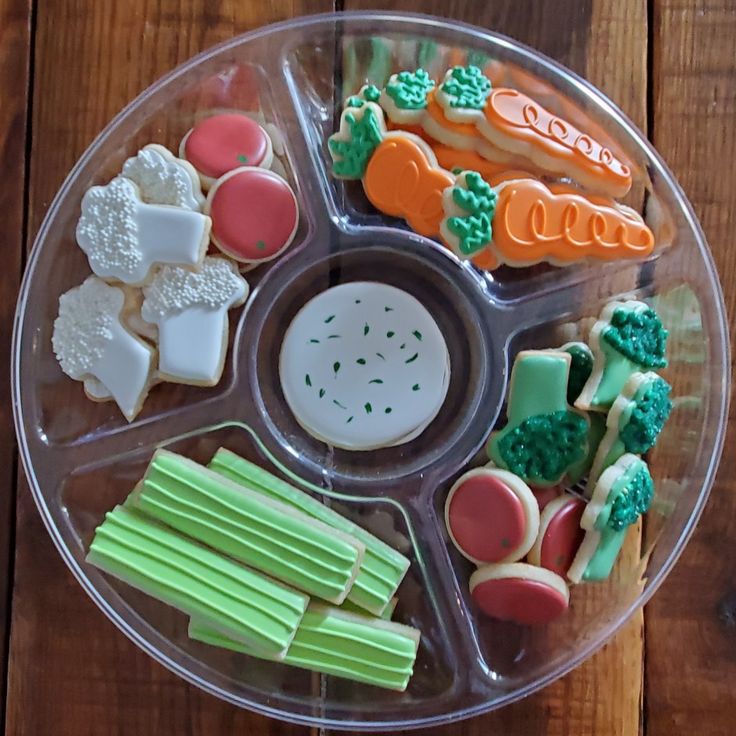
5, 2, 330, 735
644, 2, 736, 734
0, 0, 31, 726
5, 1, 736, 735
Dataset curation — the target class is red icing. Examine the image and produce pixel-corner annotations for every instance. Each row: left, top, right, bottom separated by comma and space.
531, 485, 562, 511
471, 577, 568, 625
185, 114, 269, 178
540, 498, 586, 576
447, 475, 527, 562
209, 169, 298, 262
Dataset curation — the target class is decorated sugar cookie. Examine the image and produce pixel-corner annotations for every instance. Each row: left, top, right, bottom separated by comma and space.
567, 411, 606, 485
575, 300, 669, 412
588, 372, 672, 485
205, 167, 299, 264
121, 144, 205, 211
379, 69, 435, 125
488, 350, 590, 486
568, 454, 654, 583
527, 495, 586, 577
469, 562, 569, 625
52, 276, 156, 421
433, 65, 633, 197
444, 468, 540, 565
560, 342, 594, 404
141, 257, 248, 386
279, 282, 450, 451
76, 176, 211, 285
180, 113, 273, 189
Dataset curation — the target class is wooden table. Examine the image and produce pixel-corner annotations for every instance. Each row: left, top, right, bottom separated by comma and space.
2, 1, 735, 734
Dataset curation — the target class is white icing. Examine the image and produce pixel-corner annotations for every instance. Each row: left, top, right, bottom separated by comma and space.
141, 257, 247, 384
52, 276, 154, 420
122, 144, 204, 211
279, 282, 450, 451
76, 176, 210, 284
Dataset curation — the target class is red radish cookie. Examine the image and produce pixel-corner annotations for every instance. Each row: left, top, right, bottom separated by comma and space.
530, 485, 562, 511
444, 468, 539, 565
205, 167, 299, 265
180, 113, 274, 189
527, 495, 585, 578
469, 563, 569, 625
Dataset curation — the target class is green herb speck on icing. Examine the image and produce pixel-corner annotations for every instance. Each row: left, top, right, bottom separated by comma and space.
385, 68, 435, 110
440, 65, 492, 109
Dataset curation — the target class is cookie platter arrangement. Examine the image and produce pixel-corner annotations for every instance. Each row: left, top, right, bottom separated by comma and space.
12, 14, 728, 731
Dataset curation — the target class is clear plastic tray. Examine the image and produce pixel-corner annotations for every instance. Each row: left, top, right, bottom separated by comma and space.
11, 11, 730, 731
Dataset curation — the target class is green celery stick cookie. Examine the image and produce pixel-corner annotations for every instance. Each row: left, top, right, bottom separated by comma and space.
208, 448, 410, 616
189, 603, 420, 691
568, 454, 654, 583
575, 300, 669, 412
487, 350, 590, 487
87, 505, 308, 657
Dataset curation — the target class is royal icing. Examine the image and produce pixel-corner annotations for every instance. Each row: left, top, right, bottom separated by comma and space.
181, 113, 273, 183
76, 176, 210, 285
122, 144, 204, 211
444, 468, 539, 564
487, 351, 590, 486
469, 563, 569, 625
329, 102, 387, 180
279, 282, 450, 451
379, 69, 435, 125
52, 276, 155, 421
205, 167, 298, 264
528, 495, 586, 577
141, 257, 248, 385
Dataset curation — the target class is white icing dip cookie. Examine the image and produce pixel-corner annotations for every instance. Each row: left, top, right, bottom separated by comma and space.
279, 282, 450, 451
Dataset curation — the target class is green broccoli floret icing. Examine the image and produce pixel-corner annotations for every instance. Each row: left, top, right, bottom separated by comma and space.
328, 106, 384, 179
607, 464, 654, 531
362, 84, 381, 103
496, 410, 589, 484
564, 344, 594, 404
603, 306, 669, 368
440, 65, 492, 109
447, 213, 492, 255
385, 69, 434, 110
620, 377, 672, 453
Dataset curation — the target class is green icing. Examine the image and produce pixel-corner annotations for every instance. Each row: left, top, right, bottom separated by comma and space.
188, 604, 418, 691
488, 353, 590, 486
345, 95, 365, 108
362, 84, 381, 103
446, 212, 492, 255
564, 342, 594, 404
591, 343, 637, 409
568, 412, 606, 484
603, 306, 669, 369
440, 65, 492, 109
620, 376, 672, 453
385, 68, 434, 110
208, 449, 410, 616
132, 451, 362, 604
328, 106, 384, 179
87, 505, 307, 656
446, 171, 497, 255
417, 40, 438, 69
583, 458, 653, 581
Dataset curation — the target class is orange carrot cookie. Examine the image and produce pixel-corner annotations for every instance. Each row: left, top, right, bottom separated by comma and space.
435, 65, 633, 197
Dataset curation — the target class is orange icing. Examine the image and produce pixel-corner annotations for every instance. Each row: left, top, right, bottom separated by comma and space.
484, 89, 632, 192
432, 145, 509, 179
492, 178, 654, 264
471, 248, 499, 270
363, 136, 454, 236
425, 90, 481, 141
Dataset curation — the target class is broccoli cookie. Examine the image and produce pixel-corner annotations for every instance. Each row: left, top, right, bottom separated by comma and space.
487, 350, 590, 487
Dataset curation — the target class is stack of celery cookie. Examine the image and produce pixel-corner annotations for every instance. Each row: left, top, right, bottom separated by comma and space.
87, 448, 418, 690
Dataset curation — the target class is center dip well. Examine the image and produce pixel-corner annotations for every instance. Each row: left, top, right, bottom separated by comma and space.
279, 281, 450, 451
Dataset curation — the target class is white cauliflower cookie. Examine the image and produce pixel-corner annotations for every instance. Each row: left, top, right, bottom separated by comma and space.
52, 276, 156, 421
141, 257, 248, 385
122, 143, 205, 211
75, 176, 210, 285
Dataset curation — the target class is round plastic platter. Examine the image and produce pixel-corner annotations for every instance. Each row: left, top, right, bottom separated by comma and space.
12, 11, 730, 731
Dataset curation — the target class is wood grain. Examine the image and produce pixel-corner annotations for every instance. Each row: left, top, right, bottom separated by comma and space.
645, 2, 736, 734
6, 2, 331, 735
0, 0, 31, 724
